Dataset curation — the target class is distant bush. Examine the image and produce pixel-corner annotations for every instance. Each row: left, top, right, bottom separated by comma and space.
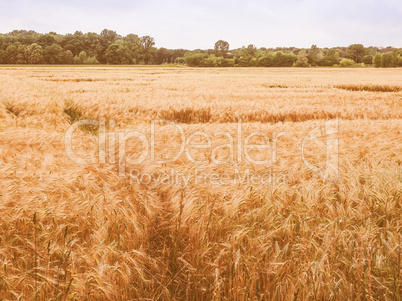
334, 84, 401, 92
84, 56, 99, 64
339, 59, 355, 67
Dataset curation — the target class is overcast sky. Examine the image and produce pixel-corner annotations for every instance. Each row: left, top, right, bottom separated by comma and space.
1, 0, 401, 49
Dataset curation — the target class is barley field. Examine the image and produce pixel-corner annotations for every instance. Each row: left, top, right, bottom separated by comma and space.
0, 66, 401, 300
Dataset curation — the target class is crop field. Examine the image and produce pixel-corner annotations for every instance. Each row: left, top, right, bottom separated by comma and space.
0, 66, 401, 300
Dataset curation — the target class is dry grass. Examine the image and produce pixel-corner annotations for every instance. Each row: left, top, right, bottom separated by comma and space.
334, 84, 402, 92
0, 66, 401, 300
159, 107, 212, 123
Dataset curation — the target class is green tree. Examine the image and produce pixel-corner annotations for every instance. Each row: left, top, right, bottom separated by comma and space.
43, 44, 65, 64
214, 40, 229, 58
6, 44, 18, 64
83, 32, 103, 58
380, 52, 396, 67
140, 36, 156, 64
16, 45, 28, 64
258, 53, 274, 67
362, 54, 373, 65
171, 49, 187, 63
184, 52, 208, 67
121, 40, 141, 63
204, 54, 218, 67
79, 51, 87, 62
123, 34, 140, 45
98, 29, 119, 63
346, 44, 366, 63
61, 34, 85, 56
0, 50, 6, 64
37, 34, 56, 48
100, 29, 118, 45
250, 57, 258, 67
373, 53, 382, 68
294, 49, 309, 67
26, 43, 44, 64
84, 56, 99, 64
116, 44, 133, 64
64, 50, 74, 64
397, 54, 402, 67
156, 47, 172, 64
226, 58, 235, 67
339, 58, 355, 67
105, 44, 120, 64
322, 49, 339, 66
273, 51, 297, 67
307, 44, 319, 65
238, 56, 251, 67
243, 44, 257, 57
105, 43, 133, 64
315, 50, 325, 66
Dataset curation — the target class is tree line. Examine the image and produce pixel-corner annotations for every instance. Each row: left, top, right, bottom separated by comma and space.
0, 29, 173, 65
0, 30, 401, 67
186, 41, 402, 67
